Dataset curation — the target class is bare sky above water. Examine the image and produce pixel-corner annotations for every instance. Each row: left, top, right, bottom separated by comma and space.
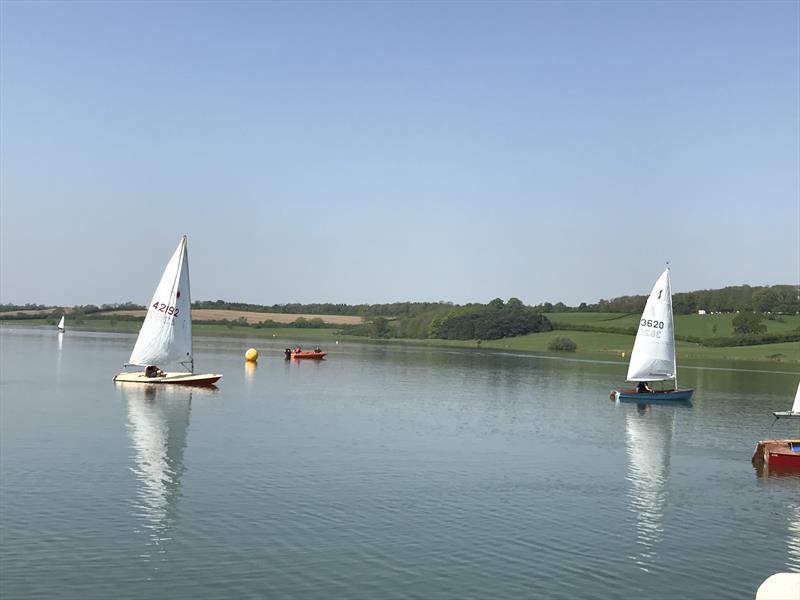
1, 1, 798, 307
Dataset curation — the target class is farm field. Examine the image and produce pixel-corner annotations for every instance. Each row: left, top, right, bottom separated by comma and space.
548, 311, 800, 337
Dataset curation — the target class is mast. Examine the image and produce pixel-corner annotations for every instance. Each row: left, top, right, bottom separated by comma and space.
182, 234, 193, 373
667, 262, 677, 391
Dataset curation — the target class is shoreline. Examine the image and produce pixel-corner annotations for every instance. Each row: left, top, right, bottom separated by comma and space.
4, 319, 799, 367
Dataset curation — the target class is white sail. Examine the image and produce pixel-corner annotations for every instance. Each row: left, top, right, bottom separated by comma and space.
128, 236, 192, 369
792, 382, 800, 414
57, 316, 65, 331
626, 268, 676, 382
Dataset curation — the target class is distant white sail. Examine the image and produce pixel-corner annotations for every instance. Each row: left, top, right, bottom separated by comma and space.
792, 382, 800, 414
128, 236, 192, 369
627, 268, 676, 382
57, 316, 65, 331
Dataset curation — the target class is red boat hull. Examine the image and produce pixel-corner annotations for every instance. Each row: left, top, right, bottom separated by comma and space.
765, 451, 800, 468
291, 352, 326, 359
752, 440, 800, 469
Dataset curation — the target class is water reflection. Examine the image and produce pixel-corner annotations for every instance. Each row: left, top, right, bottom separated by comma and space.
56, 332, 63, 378
788, 502, 800, 572
121, 384, 194, 563
624, 402, 682, 572
244, 361, 257, 384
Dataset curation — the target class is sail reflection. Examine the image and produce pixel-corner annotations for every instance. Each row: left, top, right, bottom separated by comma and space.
624, 403, 678, 572
56, 332, 63, 377
788, 502, 800, 572
122, 384, 193, 560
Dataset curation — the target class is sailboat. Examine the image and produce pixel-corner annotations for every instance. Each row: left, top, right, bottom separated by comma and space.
113, 235, 222, 386
773, 382, 800, 419
613, 266, 694, 402
752, 382, 800, 470
57, 315, 65, 332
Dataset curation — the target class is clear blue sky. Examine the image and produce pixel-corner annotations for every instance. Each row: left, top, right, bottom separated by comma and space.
1, 0, 798, 307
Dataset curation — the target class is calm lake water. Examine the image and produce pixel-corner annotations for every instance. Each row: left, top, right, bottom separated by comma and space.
1, 327, 799, 599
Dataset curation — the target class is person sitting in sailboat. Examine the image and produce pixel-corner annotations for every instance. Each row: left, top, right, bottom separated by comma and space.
145, 365, 165, 378
637, 381, 653, 393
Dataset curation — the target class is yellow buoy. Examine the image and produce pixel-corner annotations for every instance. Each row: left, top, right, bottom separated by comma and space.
621, 351, 626, 358
245, 348, 259, 363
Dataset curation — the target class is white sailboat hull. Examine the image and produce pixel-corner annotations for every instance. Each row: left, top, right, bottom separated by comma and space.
774, 382, 800, 419
114, 372, 222, 386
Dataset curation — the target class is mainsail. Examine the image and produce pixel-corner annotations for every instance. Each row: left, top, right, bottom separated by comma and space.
626, 268, 676, 382
57, 316, 65, 331
792, 382, 800, 414
128, 236, 193, 370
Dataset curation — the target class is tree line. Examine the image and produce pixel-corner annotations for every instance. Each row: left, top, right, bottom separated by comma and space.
192, 299, 453, 318
532, 284, 799, 315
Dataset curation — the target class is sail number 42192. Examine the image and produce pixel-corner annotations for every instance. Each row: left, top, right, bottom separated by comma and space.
153, 301, 179, 316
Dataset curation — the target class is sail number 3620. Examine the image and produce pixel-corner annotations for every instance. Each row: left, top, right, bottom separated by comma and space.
640, 319, 664, 329
153, 301, 179, 316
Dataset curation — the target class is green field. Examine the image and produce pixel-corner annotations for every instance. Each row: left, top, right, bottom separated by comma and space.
400, 330, 800, 364
549, 311, 800, 338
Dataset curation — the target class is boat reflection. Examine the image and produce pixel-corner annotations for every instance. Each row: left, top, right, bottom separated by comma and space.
753, 465, 800, 572
624, 402, 684, 572
121, 384, 198, 562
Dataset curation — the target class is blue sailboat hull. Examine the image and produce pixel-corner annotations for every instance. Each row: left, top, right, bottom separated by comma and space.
614, 388, 694, 402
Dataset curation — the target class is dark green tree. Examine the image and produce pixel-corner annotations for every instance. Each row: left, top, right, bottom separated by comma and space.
370, 317, 391, 338
548, 336, 577, 352
732, 311, 766, 335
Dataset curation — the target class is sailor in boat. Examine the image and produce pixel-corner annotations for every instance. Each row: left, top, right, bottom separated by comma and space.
314, 346, 322, 353
637, 381, 653, 394
145, 365, 166, 378
284, 348, 292, 359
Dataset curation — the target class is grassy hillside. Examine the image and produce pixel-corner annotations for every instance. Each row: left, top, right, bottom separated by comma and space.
549, 312, 800, 338
403, 329, 800, 363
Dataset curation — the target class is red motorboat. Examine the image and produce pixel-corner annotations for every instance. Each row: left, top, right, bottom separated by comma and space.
285, 347, 326, 360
